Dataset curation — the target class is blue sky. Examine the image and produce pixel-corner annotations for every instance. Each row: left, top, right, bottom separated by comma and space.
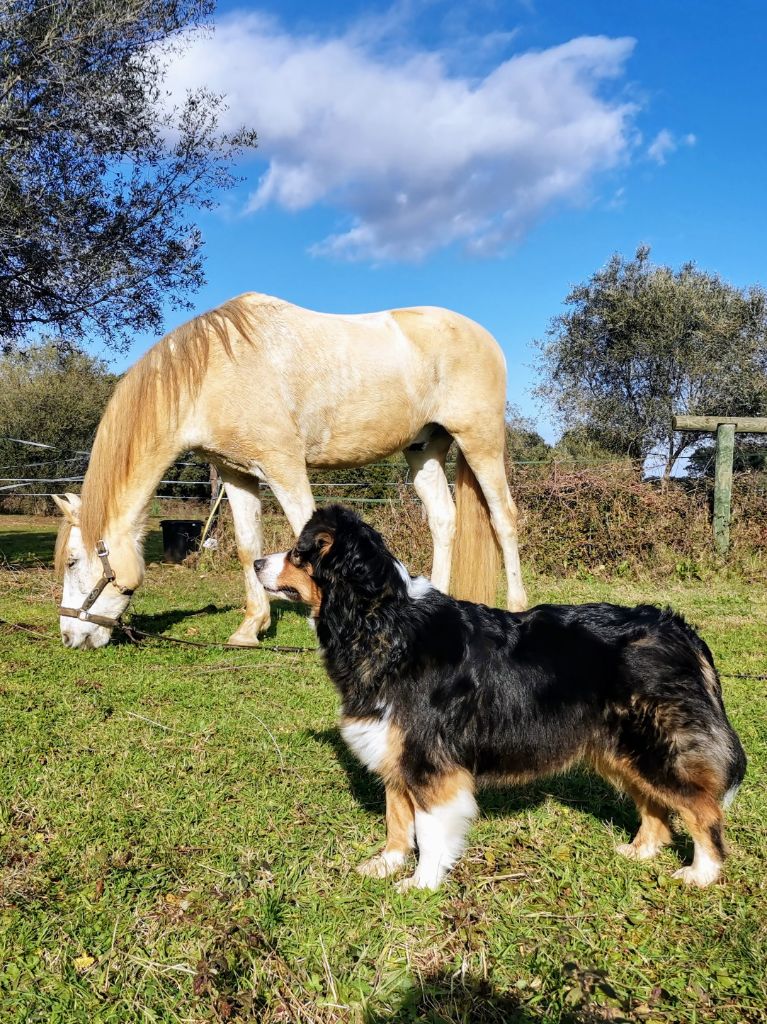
121, 0, 767, 440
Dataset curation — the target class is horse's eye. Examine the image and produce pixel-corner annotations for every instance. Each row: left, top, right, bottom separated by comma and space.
66, 558, 77, 569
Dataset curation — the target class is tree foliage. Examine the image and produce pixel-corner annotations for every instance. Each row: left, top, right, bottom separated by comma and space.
504, 404, 551, 466
535, 247, 767, 478
687, 440, 767, 479
0, 0, 257, 352
553, 426, 632, 465
0, 344, 117, 489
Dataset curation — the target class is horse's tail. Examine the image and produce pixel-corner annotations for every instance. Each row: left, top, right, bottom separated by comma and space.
451, 450, 500, 606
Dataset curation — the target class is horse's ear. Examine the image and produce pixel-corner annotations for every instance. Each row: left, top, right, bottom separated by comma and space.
52, 493, 80, 524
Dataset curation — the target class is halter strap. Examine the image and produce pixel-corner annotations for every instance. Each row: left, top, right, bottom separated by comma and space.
59, 540, 134, 628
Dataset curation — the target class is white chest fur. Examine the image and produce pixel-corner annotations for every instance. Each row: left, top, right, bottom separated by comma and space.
340, 714, 391, 774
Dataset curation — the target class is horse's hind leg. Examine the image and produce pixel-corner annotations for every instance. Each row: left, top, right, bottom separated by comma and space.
404, 433, 455, 592
452, 433, 526, 611
221, 472, 271, 646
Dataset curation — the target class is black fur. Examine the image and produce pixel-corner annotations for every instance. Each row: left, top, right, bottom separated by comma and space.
267, 505, 747, 884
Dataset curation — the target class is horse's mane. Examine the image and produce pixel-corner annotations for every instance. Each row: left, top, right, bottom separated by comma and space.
54, 517, 72, 577
79, 295, 276, 548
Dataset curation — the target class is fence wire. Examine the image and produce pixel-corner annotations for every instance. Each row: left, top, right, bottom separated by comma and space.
0, 435, 765, 510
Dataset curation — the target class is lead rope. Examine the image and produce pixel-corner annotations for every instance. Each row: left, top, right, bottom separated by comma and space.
116, 621, 317, 654
0, 616, 317, 654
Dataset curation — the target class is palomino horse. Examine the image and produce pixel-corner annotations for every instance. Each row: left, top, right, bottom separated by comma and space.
54, 293, 526, 649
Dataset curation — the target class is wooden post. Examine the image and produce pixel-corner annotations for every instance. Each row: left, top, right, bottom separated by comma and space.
672, 414, 767, 558
713, 423, 735, 555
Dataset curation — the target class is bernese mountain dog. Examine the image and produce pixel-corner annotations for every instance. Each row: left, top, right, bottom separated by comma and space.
255, 505, 746, 891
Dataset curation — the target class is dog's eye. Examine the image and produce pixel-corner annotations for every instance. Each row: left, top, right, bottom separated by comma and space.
288, 549, 302, 567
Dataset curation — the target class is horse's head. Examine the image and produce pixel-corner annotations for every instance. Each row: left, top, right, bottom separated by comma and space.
53, 493, 143, 649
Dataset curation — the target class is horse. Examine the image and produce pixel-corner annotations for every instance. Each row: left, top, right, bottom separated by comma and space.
53, 292, 527, 649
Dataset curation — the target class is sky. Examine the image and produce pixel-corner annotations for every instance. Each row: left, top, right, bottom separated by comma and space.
119, 0, 767, 440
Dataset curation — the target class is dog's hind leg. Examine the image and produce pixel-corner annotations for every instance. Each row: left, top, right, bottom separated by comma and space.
672, 792, 726, 887
357, 786, 415, 879
396, 771, 477, 891
616, 791, 673, 862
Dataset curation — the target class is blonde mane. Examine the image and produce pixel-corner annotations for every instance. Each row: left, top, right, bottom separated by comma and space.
79, 295, 273, 549
54, 517, 72, 577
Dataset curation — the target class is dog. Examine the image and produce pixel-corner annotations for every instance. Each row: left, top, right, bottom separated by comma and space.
255, 505, 746, 891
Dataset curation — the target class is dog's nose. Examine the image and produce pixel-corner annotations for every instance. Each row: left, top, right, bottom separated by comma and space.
254, 558, 266, 572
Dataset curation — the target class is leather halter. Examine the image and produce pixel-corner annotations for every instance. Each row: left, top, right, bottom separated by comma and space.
59, 540, 134, 629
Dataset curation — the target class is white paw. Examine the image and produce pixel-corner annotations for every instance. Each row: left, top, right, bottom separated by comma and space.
394, 874, 422, 893
616, 842, 659, 862
356, 851, 407, 878
672, 864, 720, 887
394, 870, 442, 893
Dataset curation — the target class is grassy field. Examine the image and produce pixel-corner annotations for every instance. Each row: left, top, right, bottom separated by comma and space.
1, 514, 766, 1024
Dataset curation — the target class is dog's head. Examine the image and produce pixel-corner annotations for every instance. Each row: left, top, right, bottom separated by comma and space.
254, 505, 406, 614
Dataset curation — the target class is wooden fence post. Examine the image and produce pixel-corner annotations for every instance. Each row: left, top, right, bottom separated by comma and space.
672, 414, 767, 558
713, 422, 735, 556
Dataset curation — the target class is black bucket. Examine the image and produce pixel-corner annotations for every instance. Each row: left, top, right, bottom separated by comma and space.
159, 519, 204, 563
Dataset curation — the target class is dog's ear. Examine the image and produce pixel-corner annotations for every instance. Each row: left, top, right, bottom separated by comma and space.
315, 530, 334, 556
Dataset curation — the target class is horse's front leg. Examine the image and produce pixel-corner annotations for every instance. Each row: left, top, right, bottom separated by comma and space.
220, 473, 271, 646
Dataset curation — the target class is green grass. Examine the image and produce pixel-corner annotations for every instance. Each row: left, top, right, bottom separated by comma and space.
1, 515, 766, 1023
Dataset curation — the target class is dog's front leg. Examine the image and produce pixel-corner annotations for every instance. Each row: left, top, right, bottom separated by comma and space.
357, 785, 415, 878
396, 772, 478, 891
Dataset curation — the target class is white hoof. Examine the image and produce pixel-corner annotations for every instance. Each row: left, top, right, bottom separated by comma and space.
226, 634, 261, 647
356, 851, 407, 879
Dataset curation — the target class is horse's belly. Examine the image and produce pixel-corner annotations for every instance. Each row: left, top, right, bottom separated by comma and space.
304, 404, 426, 466
299, 348, 434, 465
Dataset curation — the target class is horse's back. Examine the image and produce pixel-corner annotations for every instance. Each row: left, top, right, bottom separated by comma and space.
177, 293, 509, 461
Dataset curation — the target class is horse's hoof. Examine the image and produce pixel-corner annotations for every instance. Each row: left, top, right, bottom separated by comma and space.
225, 633, 262, 648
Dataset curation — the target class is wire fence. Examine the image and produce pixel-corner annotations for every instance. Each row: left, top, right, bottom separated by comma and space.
0, 434, 765, 508
2, 435, 766, 579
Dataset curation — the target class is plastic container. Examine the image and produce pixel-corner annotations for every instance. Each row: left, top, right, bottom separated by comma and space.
159, 519, 204, 563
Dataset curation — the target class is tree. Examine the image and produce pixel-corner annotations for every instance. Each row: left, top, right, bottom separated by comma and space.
0, 345, 117, 493
553, 426, 631, 465
534, 247, 767, 480
504, 404, 551, 467
0, 0, 257, 353
687, 439, 767, 479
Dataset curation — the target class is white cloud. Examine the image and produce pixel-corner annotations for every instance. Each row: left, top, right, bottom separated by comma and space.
647, 128, 696, 165
164, 13, 639, 261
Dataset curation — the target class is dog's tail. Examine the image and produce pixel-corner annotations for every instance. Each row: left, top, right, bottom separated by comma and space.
451, 450, 500, 606
671, 616, 748, 809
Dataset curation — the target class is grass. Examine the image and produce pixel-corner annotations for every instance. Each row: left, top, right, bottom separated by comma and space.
1, 514, 766, 1023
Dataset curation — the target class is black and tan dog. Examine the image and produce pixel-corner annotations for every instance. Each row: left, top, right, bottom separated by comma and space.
255, 505, 746, 891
